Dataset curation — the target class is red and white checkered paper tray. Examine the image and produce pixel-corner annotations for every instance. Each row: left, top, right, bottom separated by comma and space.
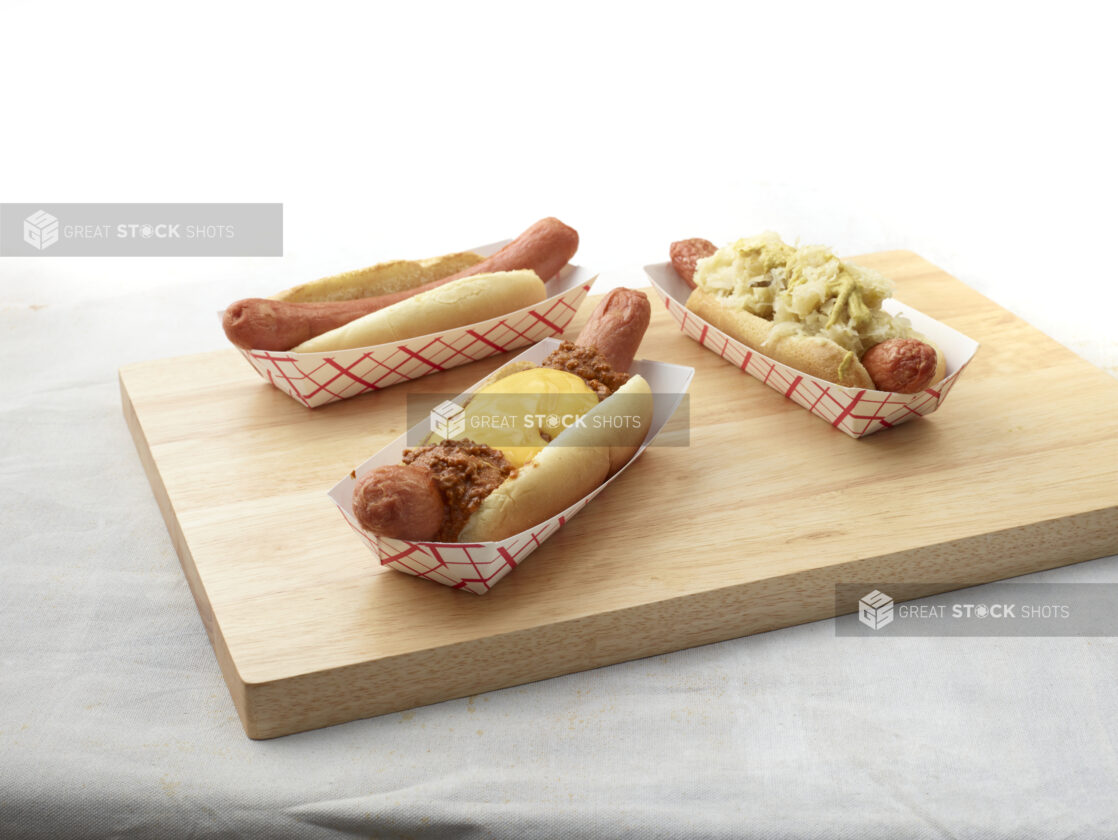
644, 261, 979, 439
236, 241, 597, 408
328, 337, 695, 594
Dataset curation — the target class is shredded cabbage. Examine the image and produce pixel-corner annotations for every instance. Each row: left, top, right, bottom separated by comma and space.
693, 232, 920, 356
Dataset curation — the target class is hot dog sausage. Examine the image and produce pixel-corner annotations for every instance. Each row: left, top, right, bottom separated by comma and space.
352, 463, 444, 541
861, 338, 939, 393
437, 216, 578, 287
574, 288, 651, 373
223, 292, 421, 352
670, 238, 717, 289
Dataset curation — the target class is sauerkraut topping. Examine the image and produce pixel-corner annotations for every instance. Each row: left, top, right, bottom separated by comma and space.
693, 232, 921, 356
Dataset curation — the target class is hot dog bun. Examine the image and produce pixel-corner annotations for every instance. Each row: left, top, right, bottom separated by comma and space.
271, 251, 485, 303
291, 270, 546, 353
686, 286, 877, 389
457, 375, 653, 542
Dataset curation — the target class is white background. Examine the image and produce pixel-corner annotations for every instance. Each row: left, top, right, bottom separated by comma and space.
2, 1, 1115, 370
2, 2, 1117, 838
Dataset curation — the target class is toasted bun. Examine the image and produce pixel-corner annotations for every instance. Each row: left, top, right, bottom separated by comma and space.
271, 251, 485, 303
687, 287, 879, 390
458, 375, 654, 542
931, 345, 947, 387
291, 270, 546, 353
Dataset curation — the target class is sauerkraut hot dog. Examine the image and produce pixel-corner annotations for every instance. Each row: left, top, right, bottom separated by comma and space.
672, 232, 946, 393
352, 289, 653, 542
223, 217, 579, 351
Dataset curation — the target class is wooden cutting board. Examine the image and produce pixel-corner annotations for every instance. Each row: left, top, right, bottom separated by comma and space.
120, 251, 1118, 739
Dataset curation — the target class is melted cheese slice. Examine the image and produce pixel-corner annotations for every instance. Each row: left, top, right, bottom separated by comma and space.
460, 368, 598, 468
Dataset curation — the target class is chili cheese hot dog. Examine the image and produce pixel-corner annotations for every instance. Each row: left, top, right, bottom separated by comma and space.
223, 217, 579, 351
352, 289, 653, 542
672, 232, 946, 393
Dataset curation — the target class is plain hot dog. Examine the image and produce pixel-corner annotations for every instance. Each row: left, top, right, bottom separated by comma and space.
352, 289, 654, 543
671, 232, 946, 393
223, 217, 579, 351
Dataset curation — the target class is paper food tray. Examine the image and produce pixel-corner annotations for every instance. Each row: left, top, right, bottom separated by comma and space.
328, 337, 695, 594
644, 261, 979, 439
236, 240, 596, 408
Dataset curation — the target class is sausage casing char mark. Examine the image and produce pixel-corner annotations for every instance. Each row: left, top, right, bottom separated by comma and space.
861, 338, 939, 393
669, 238, 717, 289
223, 217, 579, 351
574, 288, 651, 373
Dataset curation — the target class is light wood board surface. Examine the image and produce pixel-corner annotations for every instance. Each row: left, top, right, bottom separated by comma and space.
120, 251, 1118, 739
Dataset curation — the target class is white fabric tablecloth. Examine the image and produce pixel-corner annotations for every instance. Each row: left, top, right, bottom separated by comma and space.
5, 0, 1118, 832
2, 255, 1117, 839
